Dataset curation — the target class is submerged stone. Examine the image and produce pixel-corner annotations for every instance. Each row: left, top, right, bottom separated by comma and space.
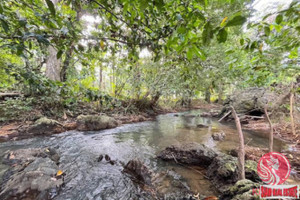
212, 131, 226, 141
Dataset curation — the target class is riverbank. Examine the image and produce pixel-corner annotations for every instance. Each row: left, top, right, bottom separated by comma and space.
0, 100, 221, 142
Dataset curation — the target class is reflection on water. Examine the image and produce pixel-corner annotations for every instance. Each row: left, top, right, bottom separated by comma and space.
0, 110, 294, 199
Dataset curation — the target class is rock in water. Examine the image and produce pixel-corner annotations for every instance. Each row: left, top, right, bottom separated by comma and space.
27, 117, 65, 136
206, 154, 260, 193
158, 143, 261, 195
123, 159, 153, 186
212, 131, 226, 141
104, 154, 111, 161
157, 143, 218, 166
76, 114, 118, 131
0, 148, 63, 200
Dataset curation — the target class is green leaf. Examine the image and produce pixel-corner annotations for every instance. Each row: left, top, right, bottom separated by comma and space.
217, 28, 227, 43
56, 50, 63, 59
36, 35, 50, 45
0, 3, 3, 14
186, 47, 193, 60
0, 19, 9, 33
264, 26, 270, 36
240, 38, 244, 45
45, 0, 56, 17
202, 21, 213, 45
193, 46, 206, 60
225, 15, 247, 27
16, 46, 24, 56
275, 14, 283, 24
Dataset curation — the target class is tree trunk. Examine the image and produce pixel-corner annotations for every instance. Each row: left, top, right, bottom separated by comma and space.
150, 92, 161, 106
290, 83, 296, 135
99, 64, 103, 90
45, 46, 61, 81
45, 0, 61, 81
205, 89, 211, 103
218, 84, 223, 104
231, 106, 245, 180
264, 107, 273, 152
60, 44, 74, 82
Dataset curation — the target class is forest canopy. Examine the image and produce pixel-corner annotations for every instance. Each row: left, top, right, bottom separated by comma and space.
0, 0, 299, 117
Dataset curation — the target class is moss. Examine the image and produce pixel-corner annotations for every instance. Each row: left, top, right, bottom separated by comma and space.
224, 162, 236, 172
35, 117, 59, 126
245, 160, 257, 172
229, 179, 260, 200
76, 115, 117, 131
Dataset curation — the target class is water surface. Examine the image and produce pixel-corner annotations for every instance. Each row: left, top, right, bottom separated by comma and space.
0, 110, 293, 199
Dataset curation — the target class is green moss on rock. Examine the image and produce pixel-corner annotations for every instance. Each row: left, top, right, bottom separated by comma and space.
76, 115, 118, 131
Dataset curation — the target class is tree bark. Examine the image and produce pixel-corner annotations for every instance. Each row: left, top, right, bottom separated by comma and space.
150, 92, 161, 106
60, 44, 74, 82
45, 0, 61, 81
205, 89, 211, 103
290, 83, 296, 135
218, 84, 223, 104
45, 46, 61, 81
264, 107, 273, 152
231, 106, 245, 180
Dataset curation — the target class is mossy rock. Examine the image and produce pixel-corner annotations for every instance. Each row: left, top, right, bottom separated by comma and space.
221, 179, 260, 200
76, 115, 118, 131
27, 117, 64, 136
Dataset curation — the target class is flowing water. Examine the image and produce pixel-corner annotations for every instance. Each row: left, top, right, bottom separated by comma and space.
0, 110, 296, 199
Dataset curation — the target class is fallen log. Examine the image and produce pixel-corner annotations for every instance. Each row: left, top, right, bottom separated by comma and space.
0, 93, 21, 100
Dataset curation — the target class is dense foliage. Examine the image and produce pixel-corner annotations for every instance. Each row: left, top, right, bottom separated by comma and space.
0, 0, 299, 118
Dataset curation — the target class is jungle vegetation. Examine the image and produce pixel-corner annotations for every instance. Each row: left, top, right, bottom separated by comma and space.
0, 0, 299, 120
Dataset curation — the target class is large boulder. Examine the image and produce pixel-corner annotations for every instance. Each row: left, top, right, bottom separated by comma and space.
157, 143, 218, 166
158, 143, 261, 194
27, 117, 65, 136
220, 87, 289, 119
76, 114, 118, 131
0, 148, 63, 200
206, 154, 260, 193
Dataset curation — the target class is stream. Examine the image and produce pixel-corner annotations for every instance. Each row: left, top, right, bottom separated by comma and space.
0, 110, 297, 199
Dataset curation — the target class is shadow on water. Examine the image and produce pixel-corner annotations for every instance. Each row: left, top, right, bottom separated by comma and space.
0, 109, 296, 199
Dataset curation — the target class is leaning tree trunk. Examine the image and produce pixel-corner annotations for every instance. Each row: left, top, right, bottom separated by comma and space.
264, 107, 273, 152
45, 46, 61, 81
231, 106, 245, 180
